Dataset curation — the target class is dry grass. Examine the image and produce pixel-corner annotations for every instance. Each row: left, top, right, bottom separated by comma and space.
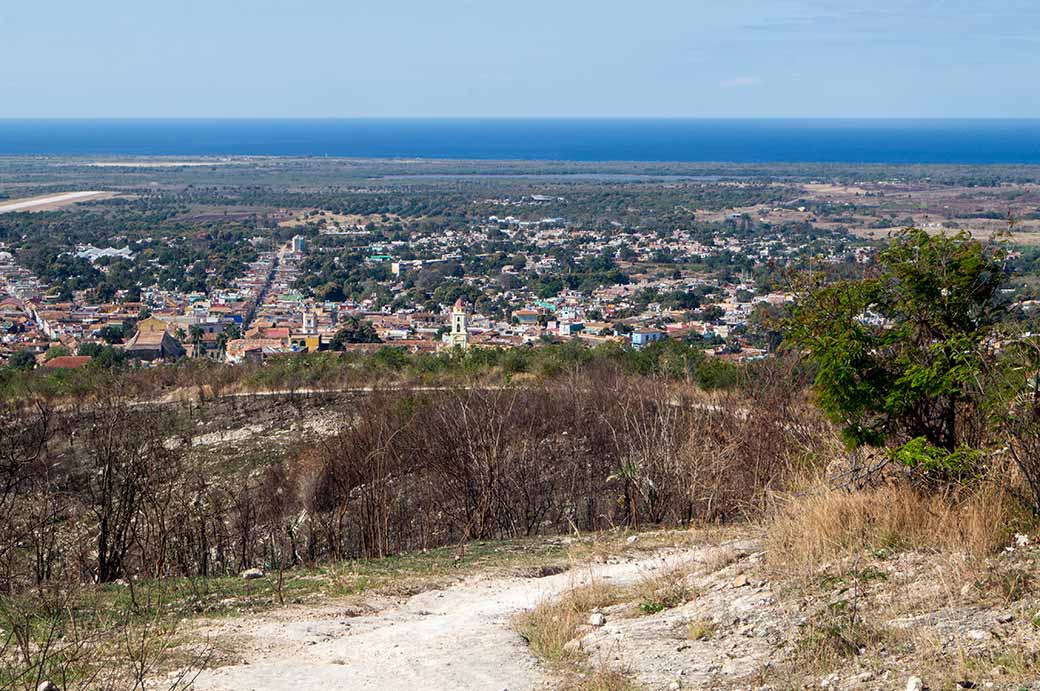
630, 567, 695, 616
791, 609, 898, 673
906, 632, 1040, 687
766, 479, 1029, 576
763, 473, 1040, 685
515, 582, 624, 665
515, 558, 704, 691
686, 618, 718, 640
956, 647, 1040, 681
555, 665, 645, 691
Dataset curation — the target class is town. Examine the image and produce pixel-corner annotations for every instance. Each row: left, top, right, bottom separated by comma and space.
0, 208, 830, 369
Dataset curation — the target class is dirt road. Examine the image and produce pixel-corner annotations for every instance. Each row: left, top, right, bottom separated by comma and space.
191, 550, 698, 691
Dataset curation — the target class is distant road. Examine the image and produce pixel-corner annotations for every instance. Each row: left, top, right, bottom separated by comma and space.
0, 191, 106, 213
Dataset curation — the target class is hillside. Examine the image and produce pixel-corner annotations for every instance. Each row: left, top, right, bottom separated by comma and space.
3, 231, 1040, 690
164, 525, 1040, 691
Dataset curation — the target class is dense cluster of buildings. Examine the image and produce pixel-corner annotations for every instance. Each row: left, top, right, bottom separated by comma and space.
1, 214, 810, 369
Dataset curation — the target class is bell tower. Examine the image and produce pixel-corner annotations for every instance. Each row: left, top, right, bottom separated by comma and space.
447, 298, 469, 349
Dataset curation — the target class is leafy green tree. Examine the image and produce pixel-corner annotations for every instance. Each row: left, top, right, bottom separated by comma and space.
7, 349, 37, 371
329, 317, 382, 349
215, 322, 242, 354
43, 345, 71, 361
92, 346, 128, 369
97, 325, 125, 345
785, 229, 1008, 470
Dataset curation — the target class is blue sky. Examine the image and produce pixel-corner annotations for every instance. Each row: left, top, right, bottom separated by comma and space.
2, 0, 1038, 118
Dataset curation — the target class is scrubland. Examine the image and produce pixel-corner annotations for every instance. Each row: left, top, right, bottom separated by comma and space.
0, 356, 1038, 690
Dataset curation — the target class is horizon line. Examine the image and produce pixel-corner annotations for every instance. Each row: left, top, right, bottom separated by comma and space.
2, 116, 1040, 122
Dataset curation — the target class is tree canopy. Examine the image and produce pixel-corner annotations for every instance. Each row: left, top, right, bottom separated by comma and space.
329, 317, 382, 349
785, 229, 1008, 467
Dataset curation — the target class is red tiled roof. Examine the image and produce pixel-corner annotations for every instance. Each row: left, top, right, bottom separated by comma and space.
43, 355, 92, 369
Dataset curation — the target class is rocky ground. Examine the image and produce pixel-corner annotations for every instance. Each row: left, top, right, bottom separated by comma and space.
183, 546, 699, 691
168, 390, 361, 471
160, 528, 1040, 691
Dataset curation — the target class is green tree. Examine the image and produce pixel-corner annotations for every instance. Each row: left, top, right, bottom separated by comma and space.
329, 317, 382, 349
97, 325, 125, 345
215, 322, 242, 354
7, 349, 37, 371
785, 229, 1007, 470
43, 345, 71, 361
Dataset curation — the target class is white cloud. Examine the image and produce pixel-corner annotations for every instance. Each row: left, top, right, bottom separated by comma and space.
720, 76, 758, 88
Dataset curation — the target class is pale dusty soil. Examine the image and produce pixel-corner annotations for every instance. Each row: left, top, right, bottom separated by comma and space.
176, 531, 1040, 691
575, 540, 777, 689
188, 548, 706, 691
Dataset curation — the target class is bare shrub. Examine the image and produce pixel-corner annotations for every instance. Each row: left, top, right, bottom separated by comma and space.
1004, 395, 1040, 511
0, 589, 208, 691
297, 371, 817, 562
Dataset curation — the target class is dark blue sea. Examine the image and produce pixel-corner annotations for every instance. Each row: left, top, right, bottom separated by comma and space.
2, 119, 1040, 163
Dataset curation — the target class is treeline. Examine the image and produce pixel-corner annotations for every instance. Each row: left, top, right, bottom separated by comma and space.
0, 339, 766, 404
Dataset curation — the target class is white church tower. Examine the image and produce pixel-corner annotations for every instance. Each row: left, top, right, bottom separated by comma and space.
445, 297, 469, 350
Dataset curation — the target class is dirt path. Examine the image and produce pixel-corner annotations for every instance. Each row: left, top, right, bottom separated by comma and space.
191, 550, 700, 691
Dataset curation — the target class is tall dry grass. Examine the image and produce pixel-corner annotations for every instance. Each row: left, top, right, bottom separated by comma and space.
766, 468, 1031, 575
515, 581, 624, 665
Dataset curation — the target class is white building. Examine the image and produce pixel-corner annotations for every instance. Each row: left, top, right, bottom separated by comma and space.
442, 298, 469, 350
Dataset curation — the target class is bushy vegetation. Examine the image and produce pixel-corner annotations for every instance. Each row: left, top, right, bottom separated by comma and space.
0, 338, 752, 403
785, 229, 1040, 490
0, 365, 815, 592
0, 357, 819, 685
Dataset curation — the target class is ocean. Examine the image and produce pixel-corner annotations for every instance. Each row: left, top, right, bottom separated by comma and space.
2, 119, 1040, 163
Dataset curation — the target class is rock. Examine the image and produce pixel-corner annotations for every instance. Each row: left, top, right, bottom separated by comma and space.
731, 574, 750, 588
955, 682, 977, 689
37, 683, 58, 691
667, 682, 680, 690
626, 535, 639, 544
240, 568, 265, 580
995, 613, 1013, 624
906, 677, 924, 691
588, 612, 606, 626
